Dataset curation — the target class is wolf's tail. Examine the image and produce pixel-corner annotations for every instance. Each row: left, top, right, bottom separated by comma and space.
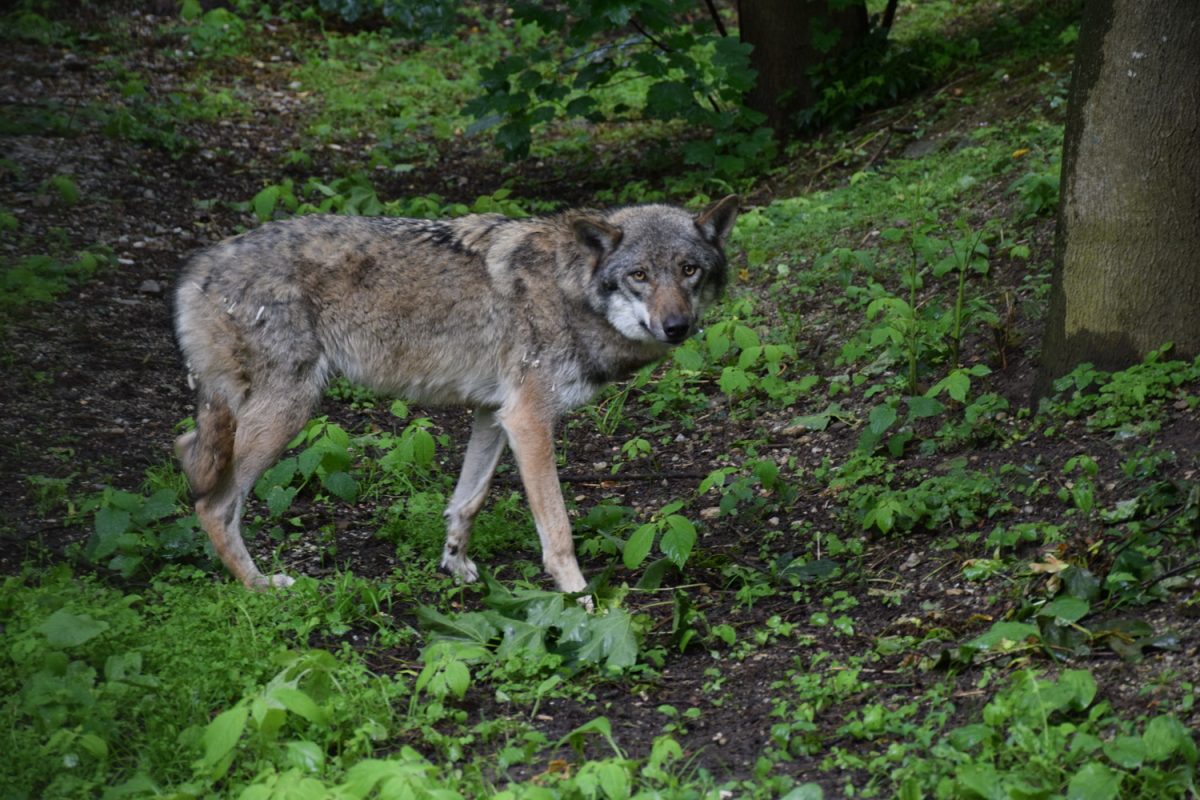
175, 393, 236, 498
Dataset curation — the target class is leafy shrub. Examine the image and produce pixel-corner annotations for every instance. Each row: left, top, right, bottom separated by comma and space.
309, 0, 458, 38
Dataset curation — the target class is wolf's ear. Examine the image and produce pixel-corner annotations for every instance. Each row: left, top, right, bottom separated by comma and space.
694, 194, 739, 246
572, 216, 624, 268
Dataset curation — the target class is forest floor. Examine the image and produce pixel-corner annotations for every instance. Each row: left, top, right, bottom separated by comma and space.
2, 3, 1198, 797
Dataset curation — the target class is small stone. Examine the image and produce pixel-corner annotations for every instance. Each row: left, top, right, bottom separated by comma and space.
139, 279, 162, 294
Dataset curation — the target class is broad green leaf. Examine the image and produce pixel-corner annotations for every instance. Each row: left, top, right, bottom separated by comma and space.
788, 412, 832, 431
1038, 596, 1091, 624
259, 457, 299, 495
492, 617, 548, 660
252, 185, 279, 221
780, 785, 825, 800
947, 724, 991, 751
660, 515, 696, 568
202, 703, 248, 775
443, 660, 470, 699
137, 488, 179, 522
718, 366, 751, 395
732, 324, 760, 350
408, 427, 436, 467
634, 556, 673, 591
954, 764, 1004, 800
867, 403, 897, 435
1066, 762, 1121, 800
576, 610, 637, 669
1103, 735, 1146, 768
271, 686, 329, 725
1143, 715, 1190, 762
556, 716, 614, 754
284, 740, 325, 773
672, 345, 704, 371
95, 507, 131, 539
596, 761, 630, 800
37, 609, 110, 648
905, 395, 944, 419
267, 485, 299, 518
321, 470, 358, 502
968, 621, 1039, 651
623, 524, 655, 570
416, 605, 498, 646
1057, 669, 1098, 709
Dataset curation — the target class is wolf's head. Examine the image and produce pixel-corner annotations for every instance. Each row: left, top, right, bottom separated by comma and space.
575, 195, 739, 346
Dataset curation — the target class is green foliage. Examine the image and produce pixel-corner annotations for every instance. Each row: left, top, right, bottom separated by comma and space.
253, 417, 362, 518
832, 456, 1010, 535
245, 175, 540, 222
178, 2, 250, 59
7, 4, 1199, 798
1043, 346, 1200, 433
802, 24, 979, 132
1010, 165, 1061, 219
463, 0, 771, 180
1, 249, 109, 314
419, 574, 640, 672
82, 485, 203, 578
891, 669, 1199, 799
310, 0, 457, 38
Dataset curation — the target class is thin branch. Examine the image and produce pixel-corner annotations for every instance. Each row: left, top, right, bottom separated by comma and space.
702, 0, 728, 37
881, 0, 900, 32
630, 16, 672, 55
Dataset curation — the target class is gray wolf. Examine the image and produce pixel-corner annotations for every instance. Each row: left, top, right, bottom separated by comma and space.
174, 196, 739, 599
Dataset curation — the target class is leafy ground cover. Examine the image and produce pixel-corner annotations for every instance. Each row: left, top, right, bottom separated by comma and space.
1, 2, 1197, 798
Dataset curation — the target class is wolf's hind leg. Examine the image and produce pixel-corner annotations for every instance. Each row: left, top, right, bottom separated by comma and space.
202, 389, 320, 590
441, 408, 507, 583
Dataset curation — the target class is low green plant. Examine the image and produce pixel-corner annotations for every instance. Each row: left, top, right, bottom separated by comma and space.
1042, 345, 1200, 433
2, 250, 109, 312
891, 669, 1199, 799
419, 573, 640, 672
82, 485, 203, 578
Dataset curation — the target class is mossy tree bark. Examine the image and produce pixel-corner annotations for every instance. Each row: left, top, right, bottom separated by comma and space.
738, 0, 869, 137
1034, 1, 1200, 399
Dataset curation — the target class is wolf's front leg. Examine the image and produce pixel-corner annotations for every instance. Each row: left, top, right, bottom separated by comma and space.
441, 408, 507, 583
498, 390, 592, 608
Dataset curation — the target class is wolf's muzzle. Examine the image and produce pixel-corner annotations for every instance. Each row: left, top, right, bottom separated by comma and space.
662, 314, 692, 344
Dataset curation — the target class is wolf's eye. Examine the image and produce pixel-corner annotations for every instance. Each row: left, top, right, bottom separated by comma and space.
629, 269, 648, 282
681, 263, 699, 277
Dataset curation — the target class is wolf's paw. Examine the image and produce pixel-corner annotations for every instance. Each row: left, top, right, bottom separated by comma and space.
247, 573, 296, 591
440, 550, 479, 584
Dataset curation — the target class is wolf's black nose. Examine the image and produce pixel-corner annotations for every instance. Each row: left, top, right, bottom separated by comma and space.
662, 315, 691, 343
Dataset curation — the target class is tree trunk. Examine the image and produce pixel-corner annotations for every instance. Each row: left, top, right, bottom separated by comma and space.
1034, 0, 1200, 399
738, 0, 869, 136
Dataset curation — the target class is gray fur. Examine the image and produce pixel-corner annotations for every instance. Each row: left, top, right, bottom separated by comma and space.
174, 196, 739, 597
